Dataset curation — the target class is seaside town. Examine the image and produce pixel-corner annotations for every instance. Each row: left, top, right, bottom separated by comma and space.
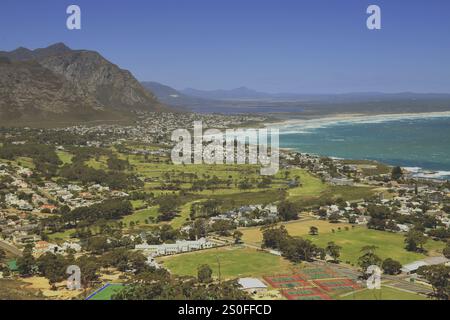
1, 111, 450, 300
2, 0, 450, 308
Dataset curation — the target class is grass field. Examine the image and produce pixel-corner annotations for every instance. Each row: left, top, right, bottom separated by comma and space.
339, 286, 429, 300
85, 156, 109, 170
121, 206, 159, 226
87, 283, 124, 300
240, 219, 352, 246
305, 227, 445, 265
241, 221, 445, 266
285, 169, 376, 207
15, 157, 35, 169
56, 151, 73, 165
130, 200, 147, 210
286, 170, 326, 198
158, 246, 295, 279
47, 229, 75, 241
170, 200, 202, 229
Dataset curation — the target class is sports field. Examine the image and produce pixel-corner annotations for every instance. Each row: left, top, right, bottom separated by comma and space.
157, 246, 294, 279
339, 286, 429, 300
86, 283, 124, 300
305, 227, 445, 265
241, 221, 445, 265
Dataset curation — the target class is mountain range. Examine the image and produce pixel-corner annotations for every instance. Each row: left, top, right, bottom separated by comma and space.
2, 43, 450, 124
141, 82, 450, 115
0, 43, 168, 125
181, 86, 450, 103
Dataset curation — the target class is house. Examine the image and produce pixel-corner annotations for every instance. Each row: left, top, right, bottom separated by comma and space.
238, 278, 268, 294
396, 224, 410, 232
356, 216, 370, 225
12, 232, 40, 245
329, 177, 354, 186
34, 241, 55, 253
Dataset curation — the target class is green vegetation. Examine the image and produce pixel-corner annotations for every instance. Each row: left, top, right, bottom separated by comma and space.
158, 247, 293, 279
241, 219, 351, 246
121, 206, 159, 226
306, 227, 445, 265
339, 286, 429, 300
88, 284, 124, 300
56, 151, 73, 165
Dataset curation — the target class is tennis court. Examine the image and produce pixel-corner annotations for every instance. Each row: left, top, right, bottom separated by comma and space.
313, 278, 361, 292
282, 287, 331, 300
263, 274, 309, 289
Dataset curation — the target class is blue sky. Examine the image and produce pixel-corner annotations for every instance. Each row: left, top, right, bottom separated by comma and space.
1, 0, 449, 93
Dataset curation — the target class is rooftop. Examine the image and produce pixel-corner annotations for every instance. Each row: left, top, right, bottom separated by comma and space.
238, 278, 267, 290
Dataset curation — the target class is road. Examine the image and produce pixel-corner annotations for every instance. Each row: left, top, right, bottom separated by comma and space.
0, 240, 23, 257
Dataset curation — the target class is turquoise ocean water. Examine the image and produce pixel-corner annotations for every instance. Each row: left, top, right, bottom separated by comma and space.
279, 114, 450, 179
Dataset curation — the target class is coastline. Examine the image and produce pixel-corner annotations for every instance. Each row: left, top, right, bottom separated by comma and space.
266, 111, 450, 181
265, 110, 450, 130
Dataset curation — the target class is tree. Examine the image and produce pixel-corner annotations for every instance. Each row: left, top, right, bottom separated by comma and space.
391, 166, 403, 181
232, 230, 243, 244
37, 253, 68, 284
281, 237, 321, 262
189, 218, 208, 240
357, 246, 382, 275
325, 242, 342, 263
16, 244, 36, 276
76, 256, 100, 286
309, 226, 319, 236
261, 225, 289, 250
443, 243, 450, 259
211, 220, 236, 236
157, 195, 180, 221
405, 230, 428, 252
278, 201, 298, 221
197, 264, 213, 283
86, 236, 110, 254
328, 213, 341, 223
382, 258, 402, 275
417, 265, 450, 300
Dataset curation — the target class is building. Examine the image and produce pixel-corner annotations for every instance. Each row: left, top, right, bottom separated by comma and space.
401, 256, 450, 274
329, 177, 354, 186
135, 238, 215, 257
238, 278, 268, 294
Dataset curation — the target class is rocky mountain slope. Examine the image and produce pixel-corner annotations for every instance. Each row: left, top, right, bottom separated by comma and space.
0, 43, 167, 124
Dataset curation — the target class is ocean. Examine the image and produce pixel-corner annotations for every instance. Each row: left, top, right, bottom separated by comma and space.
277, 113, 450, 180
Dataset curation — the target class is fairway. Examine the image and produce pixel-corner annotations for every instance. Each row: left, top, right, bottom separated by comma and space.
286, 170, 326, 198
56, 151, 73, 165
339, 286, 429, 300
121, 206, 159, 226
158, 246, 294, 279
240, 219, 351, 246
306, 227, 445, 265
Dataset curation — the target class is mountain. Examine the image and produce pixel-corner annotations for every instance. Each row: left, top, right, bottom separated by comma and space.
182, 86, 272, 100
181, 86, 450, 103
0, 43, 167, 124
141, 81, 224, 109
